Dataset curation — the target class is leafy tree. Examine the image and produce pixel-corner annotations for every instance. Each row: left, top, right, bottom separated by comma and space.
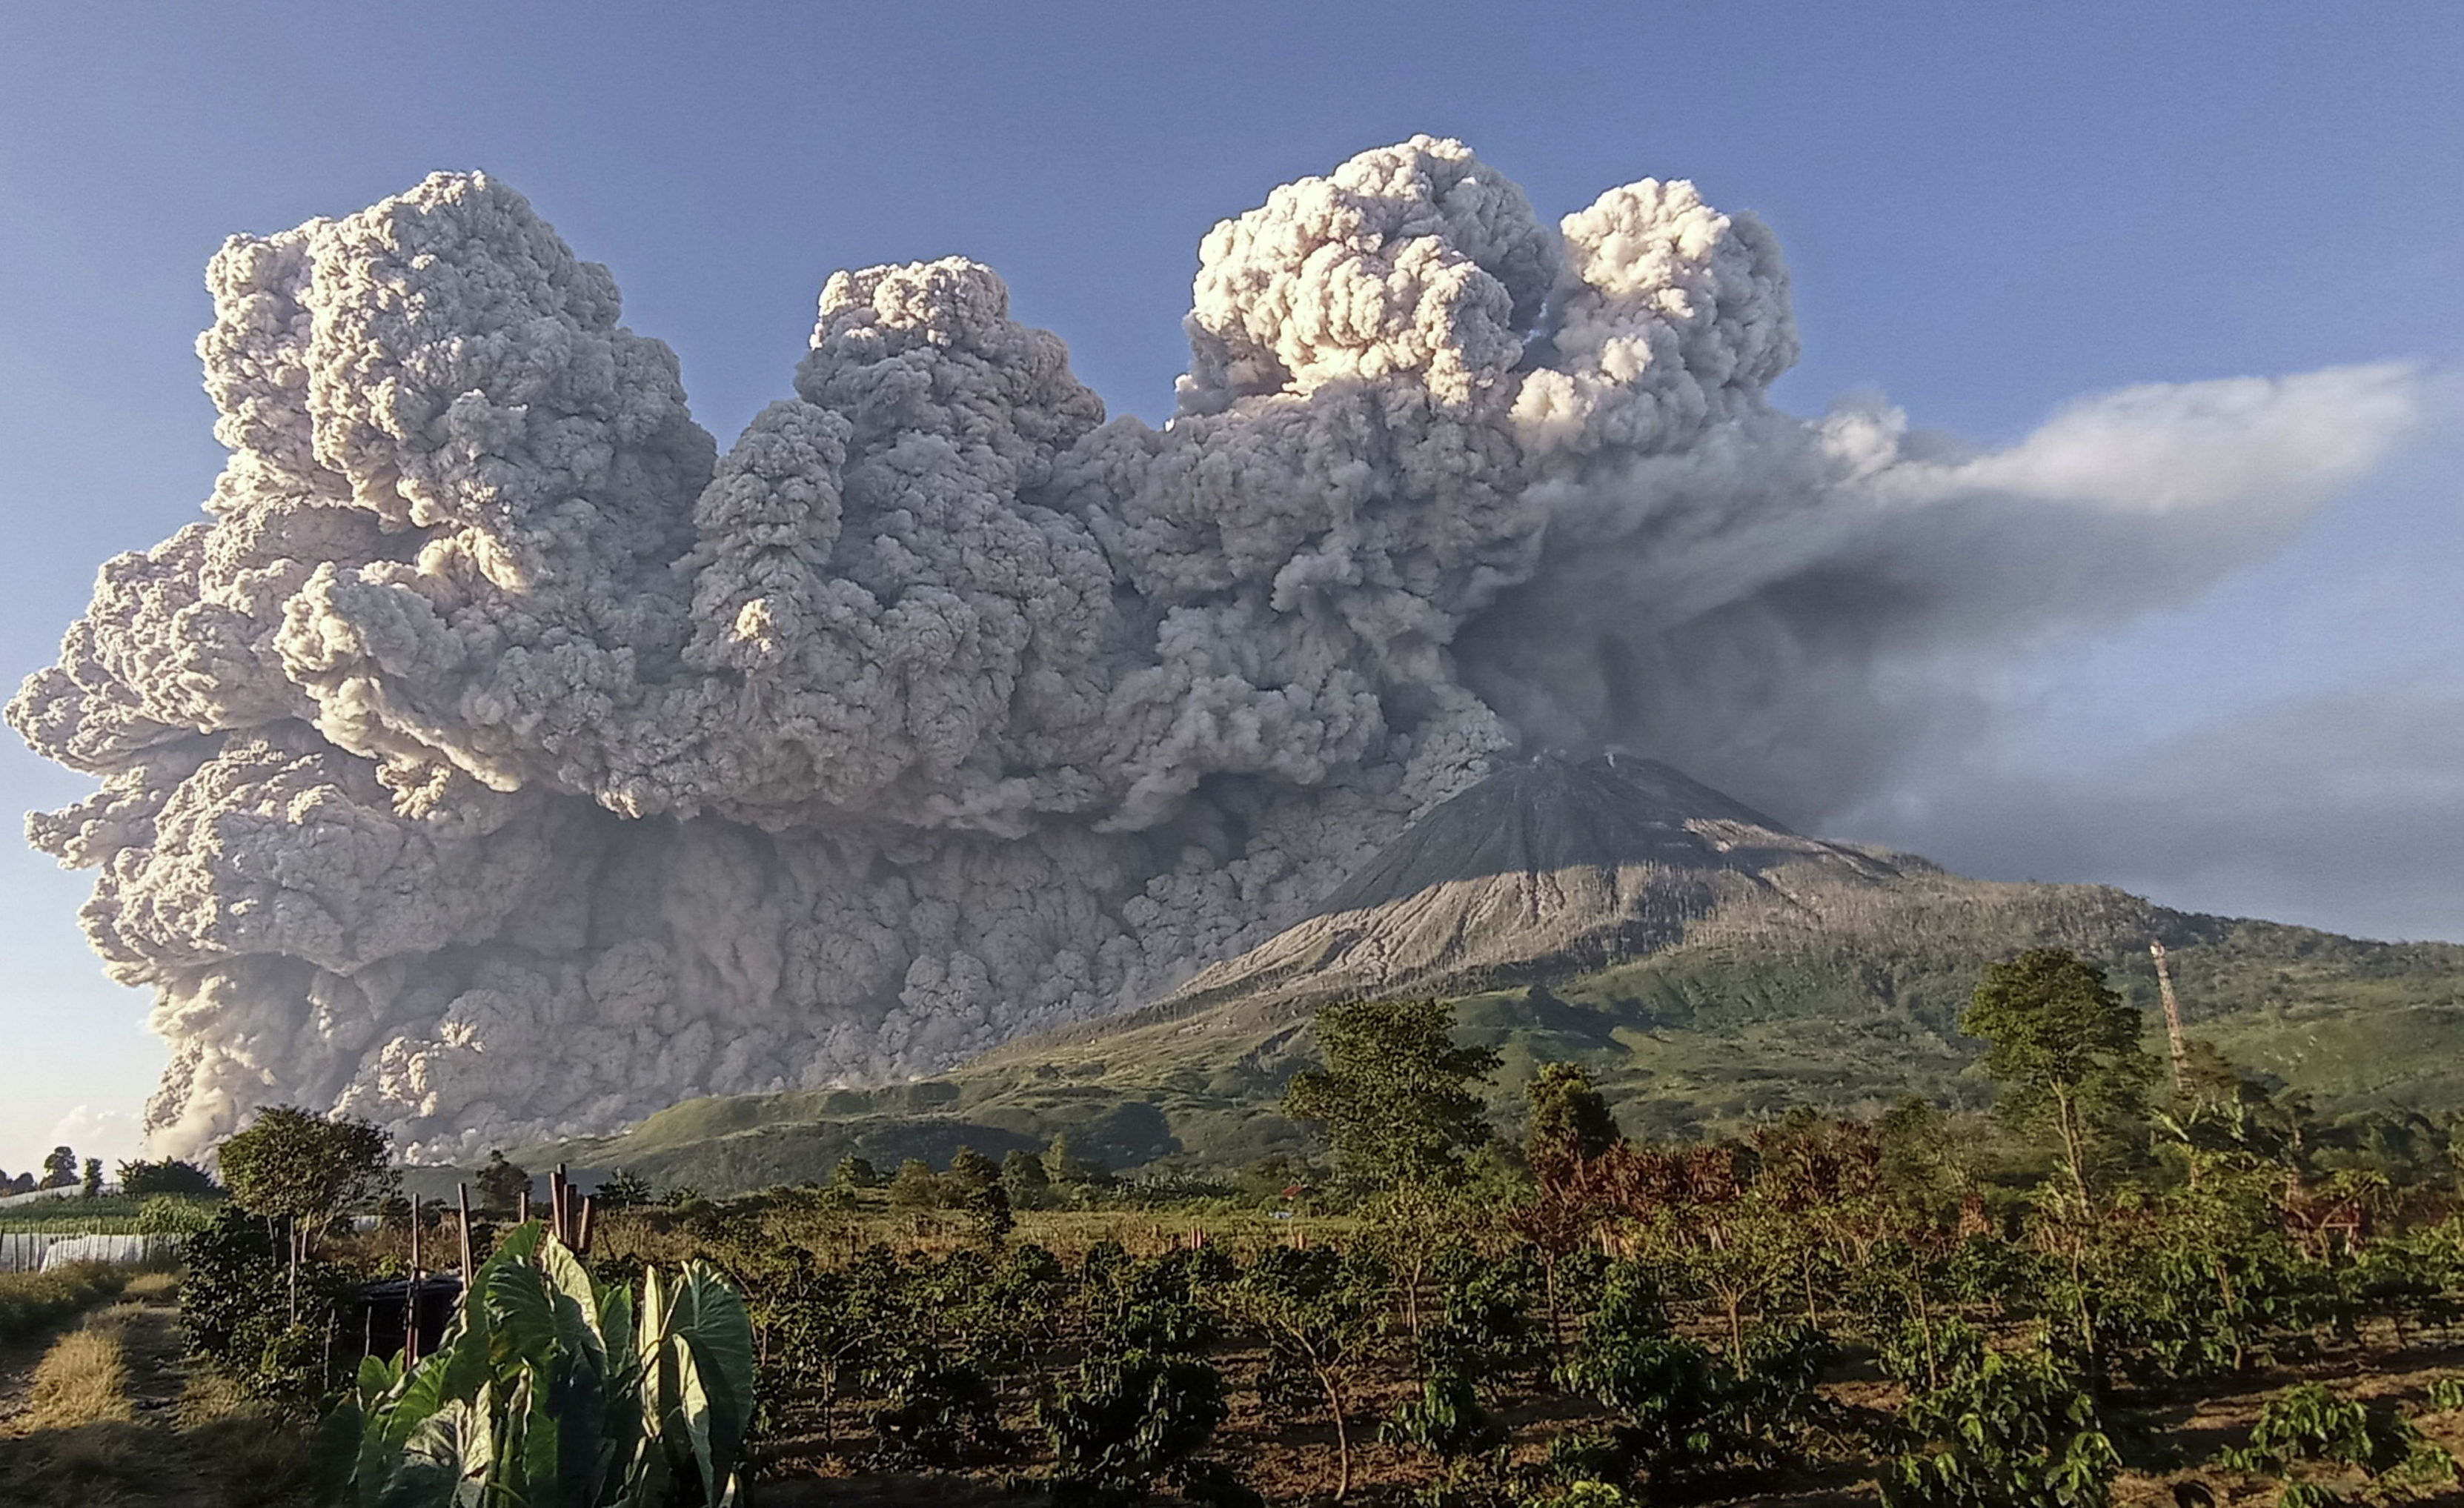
889, 1157, 944, 1209
118, 1156, 217, 1197
39, 1144, 76, 1189
1530, 1061, 1622, 1161
1043, 1135, 1104, 1188
946, 1145, 1015, 1242
1877, 1097, 1969, 1220
80, 1156, 102, 1197
595, 1167, 657, 1209
831, 1154, 882, 1192
1961, 949, 2160, 1206
474, 1148, 531, 1215
217, 1105, 396, 1320
1283, 998, 1501, 1192
1002, 1147, 1052, 1208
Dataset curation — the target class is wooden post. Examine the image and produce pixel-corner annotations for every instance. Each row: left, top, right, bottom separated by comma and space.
2151, 940, 2189, 1094
519, 1186, 531, 1226
457, 1183, 474, 1278
576, 1195, 595, 1255
405, 1199, 422, 1364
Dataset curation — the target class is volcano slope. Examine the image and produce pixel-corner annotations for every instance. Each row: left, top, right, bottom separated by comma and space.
532, 757, 2464, 1190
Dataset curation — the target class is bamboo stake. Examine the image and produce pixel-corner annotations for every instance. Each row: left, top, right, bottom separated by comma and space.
457, 1183, 474, 1278
576, 1195, 595, 1255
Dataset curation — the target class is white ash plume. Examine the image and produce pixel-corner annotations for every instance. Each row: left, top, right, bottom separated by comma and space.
11, 137, 2420, 1158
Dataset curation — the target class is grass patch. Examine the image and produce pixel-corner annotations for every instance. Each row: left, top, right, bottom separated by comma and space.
0, 1263, 130, 1344
120, 1269, 179, 1304
24, 1306, 136, 1431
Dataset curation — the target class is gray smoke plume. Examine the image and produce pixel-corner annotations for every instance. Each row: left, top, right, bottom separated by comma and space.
12, 138, 2420, 1159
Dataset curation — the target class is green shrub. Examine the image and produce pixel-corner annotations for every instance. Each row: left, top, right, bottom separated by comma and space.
133, 1194, 219, 1235
177, 1204, 362, 1407
2217, 1382, 2454, 1502
1385, 1370, 1505, 1460
1559, 1262, 1832, 1481
1042, 1350, 1231, 1503
1881, 1346, 2119, 1508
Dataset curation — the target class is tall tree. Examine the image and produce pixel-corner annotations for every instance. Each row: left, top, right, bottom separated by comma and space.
1527, 1062, 1622, 1162
218, 1106, 396, 1320
945, 1145, 1014, 1242
118, 1157, 218, 1198
39, 1145, 76, 1189
1284, 999, 1501, 1192
1960, 949, 2160, 1206
475, 1150, 532, 1217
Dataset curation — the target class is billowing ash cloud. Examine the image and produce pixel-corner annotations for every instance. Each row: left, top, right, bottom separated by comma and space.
12, 138, 2421, 1159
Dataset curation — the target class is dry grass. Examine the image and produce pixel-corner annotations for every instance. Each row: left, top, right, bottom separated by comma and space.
119, 1270, 179, 1304
23, 1304, 136, 1432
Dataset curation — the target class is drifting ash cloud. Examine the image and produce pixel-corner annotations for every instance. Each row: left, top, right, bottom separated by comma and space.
10, 139, 2424, 1159
1849, 693, 2464, 946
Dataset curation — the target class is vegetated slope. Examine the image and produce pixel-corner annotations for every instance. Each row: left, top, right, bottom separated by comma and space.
530, 757, 2464, 1191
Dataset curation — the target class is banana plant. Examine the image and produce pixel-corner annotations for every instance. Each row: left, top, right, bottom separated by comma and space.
321, 1221, 754, 1507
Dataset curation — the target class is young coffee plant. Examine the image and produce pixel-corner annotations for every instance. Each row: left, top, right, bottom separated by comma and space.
1215, 1244, 1392, 1501
1042, 1350, 1233, 1505
1385, 1369, 1507, 1461
1041, 1246, 1246, 1506
1881, 1345, 2120, 1508
2217, 1383, 2454, 1505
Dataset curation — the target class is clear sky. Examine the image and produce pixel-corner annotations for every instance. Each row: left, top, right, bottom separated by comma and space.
3, 1, 2458, 1175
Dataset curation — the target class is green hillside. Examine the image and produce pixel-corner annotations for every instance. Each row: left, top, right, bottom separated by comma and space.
525, 871, 2464, 1193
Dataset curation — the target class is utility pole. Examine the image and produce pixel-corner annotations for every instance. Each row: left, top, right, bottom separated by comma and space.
2151, 940, 2189, 1095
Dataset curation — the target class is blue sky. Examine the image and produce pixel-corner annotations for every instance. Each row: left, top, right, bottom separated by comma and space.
2, 1, 2458, 1173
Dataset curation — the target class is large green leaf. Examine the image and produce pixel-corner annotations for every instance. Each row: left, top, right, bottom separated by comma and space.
483, 1258, 562, 1376
669, 1335, 717, 1507
666, 1259, 754, 1480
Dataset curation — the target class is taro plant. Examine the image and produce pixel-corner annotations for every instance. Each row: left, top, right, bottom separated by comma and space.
321, 1221, 754, 1507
